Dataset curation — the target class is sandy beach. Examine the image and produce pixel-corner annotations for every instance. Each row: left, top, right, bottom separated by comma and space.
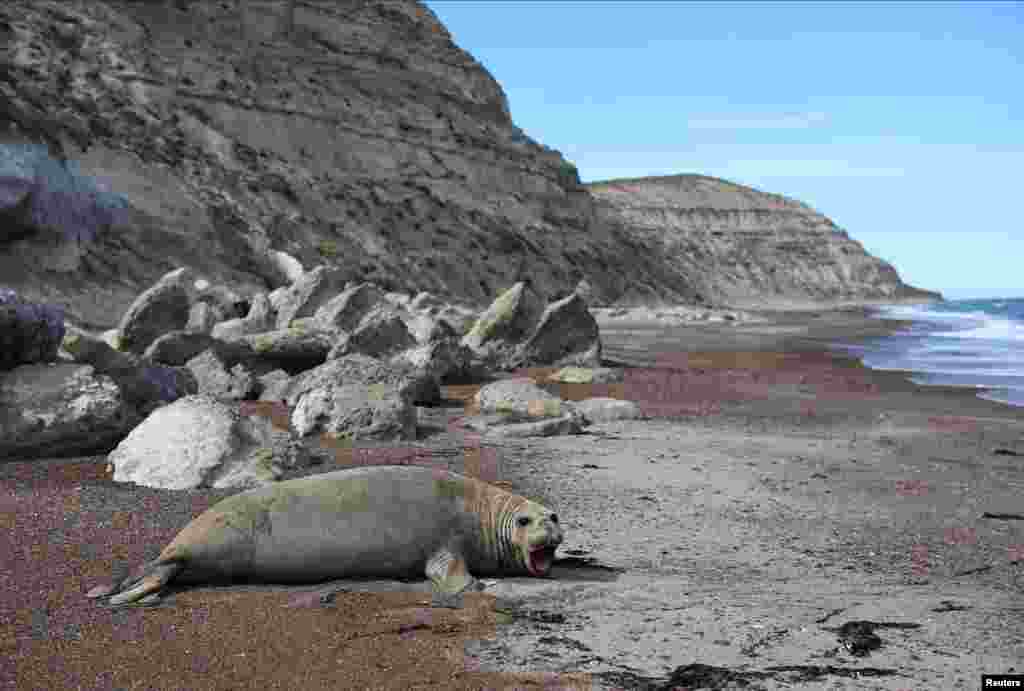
3, 307, 1023, 690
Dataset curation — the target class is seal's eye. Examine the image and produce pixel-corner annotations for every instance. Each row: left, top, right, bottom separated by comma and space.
516, 516, 530, 527
550, 514, 558, 524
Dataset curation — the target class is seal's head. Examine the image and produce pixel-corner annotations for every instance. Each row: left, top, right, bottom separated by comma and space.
510, 500, 563, 577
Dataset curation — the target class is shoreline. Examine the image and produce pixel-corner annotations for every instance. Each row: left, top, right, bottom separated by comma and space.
5, 305, 1023, 690
596, 303, 1024, 419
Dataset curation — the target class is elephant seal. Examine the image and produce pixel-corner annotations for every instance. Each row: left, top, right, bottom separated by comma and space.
87, 465, 563, 607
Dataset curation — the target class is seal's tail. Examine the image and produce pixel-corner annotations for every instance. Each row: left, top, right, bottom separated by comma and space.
86, 559, 182, 606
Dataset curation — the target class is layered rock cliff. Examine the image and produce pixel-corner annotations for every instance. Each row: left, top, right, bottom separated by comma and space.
587, 175, 940, 308
0, 0, 935, 329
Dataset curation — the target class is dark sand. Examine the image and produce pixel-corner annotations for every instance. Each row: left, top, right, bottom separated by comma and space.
3, 307, 1022, 690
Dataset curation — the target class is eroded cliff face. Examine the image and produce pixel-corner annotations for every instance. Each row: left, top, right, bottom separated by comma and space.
0, 0, 699, 328
0, 1, 934, 327
587, 175, 940, 308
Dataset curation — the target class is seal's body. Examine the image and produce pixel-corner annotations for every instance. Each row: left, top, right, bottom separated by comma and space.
88, 466, 563, 606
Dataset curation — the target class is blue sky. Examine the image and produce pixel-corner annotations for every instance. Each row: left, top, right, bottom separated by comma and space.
425, 1, 1023, 301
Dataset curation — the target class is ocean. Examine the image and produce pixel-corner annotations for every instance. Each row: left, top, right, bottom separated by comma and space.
832, 297, 1024, 409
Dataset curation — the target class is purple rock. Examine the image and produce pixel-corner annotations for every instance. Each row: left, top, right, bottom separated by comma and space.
0, 288, 66, 370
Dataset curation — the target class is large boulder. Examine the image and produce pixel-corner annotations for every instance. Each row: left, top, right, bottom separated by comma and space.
116, 267, 193, 355
546, 366, 625, 385
409, 291, 446, 312
190, 281, 249, 327
471, 377, 573, 419
573, 278, 595, 306
326, 304, 418, 361
0, 289, 65, 370
290, 380, 417, 442
461, 281, 545, 369
185, 349, 260, 400
313, 281, 388, 331
185, 301, 217, 334
0, 363, 137, 459
433, 304, 478, 337
267, 249, 305, 285
241, 325, 336, 373
145, 327, 324, 382
273, 265, 349, 329
142, 327, 266, 370
210, 292, 275, 341
463, 413, 586, 439
516, 292, 601, 368
387, 319, 478, 401
107, 394, 307, 490
280, 354, 427, 441
256, 369, 292, 402
464, 377, 586, 438
143, 330, 226, 367
461, 286, 601, 371
572, 397, 643, 423
62, 326, 197, 415
408, 292, 478, 336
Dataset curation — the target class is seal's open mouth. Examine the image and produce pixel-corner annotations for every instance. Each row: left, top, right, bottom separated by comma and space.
526, 546, 557, 576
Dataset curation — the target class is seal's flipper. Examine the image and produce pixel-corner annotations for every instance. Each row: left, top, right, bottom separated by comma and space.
425, 546, 480, 609
91, 561, 182, 607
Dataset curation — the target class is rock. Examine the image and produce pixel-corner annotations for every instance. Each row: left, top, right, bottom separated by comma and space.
192, 283, 249, 324
326, 305, 418, 361
245, 292, 275, 328
185, 301, 217, 334
142, 330, 285, 380
241, 326, 336, 373
573, 278, 594, 306
281, 355, 422, 441
402, 310, 446, 344
268, 286, 290, 317
149, 324, 331, 378
434, 304, 478, 337
211, 316, 257, 342
62, 326, 197, 415
210, 292, 276, 341
472, 413, 585, 439
290, 380, 417, 442
143, 331, 223, 366
313, 282, 389, 331
461, 282, 546, 369
460, 284, 601, 370
107, 394, 307, 490
471, 377, 573, 419
0, 363, 137, 459
116, 267, 193, 355
386, 319, 477, 402
185, 350, 260, 400
256, 369, 292, 402
100, 329, 120, 350
0, 289, 65, 370
274, 265, 350, 329
516, 292, 601, 368
457, 377, 588, 436
547, 366, 625, 385
409, 291, 445, 312
280, 354, 427, 409
384, 291, 412, 308
572, 397, 643, 423
268, 249, 305, 285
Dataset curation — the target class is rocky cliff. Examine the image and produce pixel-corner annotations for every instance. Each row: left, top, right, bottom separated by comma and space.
587, 175, 940, 308
0, 0, 935, 329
